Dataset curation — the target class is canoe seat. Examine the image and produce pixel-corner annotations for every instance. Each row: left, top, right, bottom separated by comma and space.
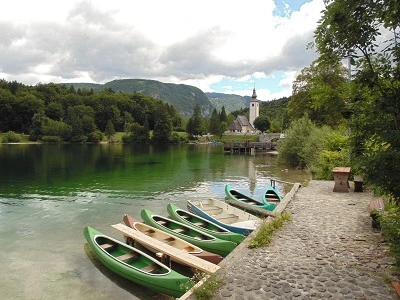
163, 237, 175, 243
100, 243, 114, 250
193, 221, 206, 226
158, 220, 167, 225
172, 228, 186, 233
142, 263, 158, 273
215, 213, 237, 220
182, 246, 195, 252
265, 197, 280, 202
144, 229, 155, 235
117, 252, 138, 261
201, 206, 220, 211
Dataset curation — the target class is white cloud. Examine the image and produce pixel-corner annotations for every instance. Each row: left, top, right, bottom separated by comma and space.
0, 0, 324, 98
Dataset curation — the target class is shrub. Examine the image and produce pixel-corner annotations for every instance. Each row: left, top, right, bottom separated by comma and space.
41, 136, 62, 143
277, 116, 327, 168
1, 131, 21, 143
379, 201, 400, 267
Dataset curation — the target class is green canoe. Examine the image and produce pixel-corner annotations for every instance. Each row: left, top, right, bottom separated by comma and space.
167, 203, 245, 244
140, 208, 237, 257
84, 226, 191, 298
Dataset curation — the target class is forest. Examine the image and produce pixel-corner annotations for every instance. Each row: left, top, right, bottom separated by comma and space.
0, 81, 184, 144
275, 0, 400, 267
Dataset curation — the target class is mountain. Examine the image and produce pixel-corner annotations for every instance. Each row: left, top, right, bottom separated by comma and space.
64, 79, 214, 118
205, 92, 248, 114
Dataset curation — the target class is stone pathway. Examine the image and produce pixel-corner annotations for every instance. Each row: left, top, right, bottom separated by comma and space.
208, 180, 398, 300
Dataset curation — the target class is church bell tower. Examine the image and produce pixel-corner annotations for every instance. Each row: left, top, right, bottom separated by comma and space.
249, 86, 259, 126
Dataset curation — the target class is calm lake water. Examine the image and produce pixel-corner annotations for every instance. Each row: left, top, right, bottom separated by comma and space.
0, 143, 308, 300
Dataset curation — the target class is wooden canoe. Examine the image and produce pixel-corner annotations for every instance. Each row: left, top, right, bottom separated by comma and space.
225, 184, 276, 211
262, 184, 282, 206
83, 226, 190, 298
187, 198, 261, 236
140, 209, 237, 257
166, 203, 245, 244
123, 214, 223, 265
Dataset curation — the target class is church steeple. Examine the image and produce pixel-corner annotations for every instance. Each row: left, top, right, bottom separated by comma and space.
251, 86, 257, 99
249, 86, 259, 126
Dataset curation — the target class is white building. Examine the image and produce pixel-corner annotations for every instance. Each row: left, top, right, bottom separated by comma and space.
249, 87, 259, 127
228, 87, 259, 134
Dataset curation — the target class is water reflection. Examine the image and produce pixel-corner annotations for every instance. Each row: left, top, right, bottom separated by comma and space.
0, 143, 308, 300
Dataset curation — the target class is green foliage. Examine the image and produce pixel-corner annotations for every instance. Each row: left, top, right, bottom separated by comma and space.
122, 122, 150, 143
41, 136, 62, 143
208, 108, 220, 135
68, 79, 214, 119
248, 212, 291, 248
1, 131, 21, 143
379, 202, 400, 266
87, 130, 103, 143
277, 116, 329, 169
186, 104, 206, 136
152, 108, 173, 143
312, 131, 350, 180
259, 97, 290, 131
192, 274, 222, 300
42, 118, 71, 139
104, 119, 116, 143
287, 57, 348, 127
253, 115, 271, 132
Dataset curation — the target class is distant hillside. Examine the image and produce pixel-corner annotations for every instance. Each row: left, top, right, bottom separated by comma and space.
64, 79, 214, 118
205, 92, 248, 114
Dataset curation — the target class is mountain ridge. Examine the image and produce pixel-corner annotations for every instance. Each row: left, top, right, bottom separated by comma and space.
64, 79, 250, 117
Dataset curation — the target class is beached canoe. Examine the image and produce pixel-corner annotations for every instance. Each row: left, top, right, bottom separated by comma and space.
140, 209, 237, 257
166, 203, 245, 244
123, 214, 223, 264
225, 184, 276, 211
187, 198, 260, 236
83, 226, 190, 298
262, 184, 282, 205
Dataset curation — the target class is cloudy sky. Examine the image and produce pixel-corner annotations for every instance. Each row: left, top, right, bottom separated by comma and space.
1, 0, 325, 101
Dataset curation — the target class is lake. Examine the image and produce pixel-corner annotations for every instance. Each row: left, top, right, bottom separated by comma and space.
0, 143, 308, 300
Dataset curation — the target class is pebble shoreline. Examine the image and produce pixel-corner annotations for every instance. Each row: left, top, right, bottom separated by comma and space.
189, 180, 399, 300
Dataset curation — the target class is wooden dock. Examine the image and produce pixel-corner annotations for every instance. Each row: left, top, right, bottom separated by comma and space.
223, 141, 275, 153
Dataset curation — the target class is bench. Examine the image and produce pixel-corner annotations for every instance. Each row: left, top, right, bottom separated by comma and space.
141, 263, 159, 273
116, 252, 138, 261
354, 176, 364, 192
100, 243, 114, 250
368, 197, 385, 229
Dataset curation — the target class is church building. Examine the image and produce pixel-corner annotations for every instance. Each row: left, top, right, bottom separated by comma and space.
228, 87, 259, 134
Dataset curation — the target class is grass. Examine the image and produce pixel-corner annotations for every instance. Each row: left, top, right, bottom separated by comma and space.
248, 212, 291, 248
192, 273, 222, 300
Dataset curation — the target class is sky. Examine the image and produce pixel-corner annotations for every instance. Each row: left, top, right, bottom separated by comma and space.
0, 0, 325, 101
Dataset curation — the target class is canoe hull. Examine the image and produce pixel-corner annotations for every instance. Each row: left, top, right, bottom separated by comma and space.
123, 214, 223, 265
84, 226, 190, 298
167, 203, 245, 244
225, 184, 276, 211
140, 209, 237, 257
262, 184, 282, 206
187, 198, 260, 236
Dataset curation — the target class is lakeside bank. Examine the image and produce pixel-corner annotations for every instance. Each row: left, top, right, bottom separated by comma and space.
186, 180, 399, 300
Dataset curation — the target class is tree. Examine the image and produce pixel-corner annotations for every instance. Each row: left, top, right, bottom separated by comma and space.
219, 106, 227, 123
153, 109, 172, 143
186, 104, 205, 136
314, 0, 400, 201
287, 57, 348, 127
105, 119, 115, 143
253, 115, 271, 133
208, 109, 220, 135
